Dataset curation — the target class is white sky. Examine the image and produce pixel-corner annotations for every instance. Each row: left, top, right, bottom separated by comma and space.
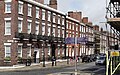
44, 0, 109, 30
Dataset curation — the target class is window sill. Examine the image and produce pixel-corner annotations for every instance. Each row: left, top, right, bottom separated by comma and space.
4, 34, 11, 36
18, 12, 23, 15
4, 61, 11, 63
5, 12, 11, 14
27, 15, 32, 17
36, 17, 39, 19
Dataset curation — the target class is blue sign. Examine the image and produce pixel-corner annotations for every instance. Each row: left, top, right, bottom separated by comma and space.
65, 37, 75, 44
77, 37, 88, 44
65, 37, 88, 44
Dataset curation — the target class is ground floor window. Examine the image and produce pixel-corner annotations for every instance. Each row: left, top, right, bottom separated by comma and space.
48, 46, 51, 56
27, 46, 31, 57
5, 45, 11, 57
17, 45, 22, 57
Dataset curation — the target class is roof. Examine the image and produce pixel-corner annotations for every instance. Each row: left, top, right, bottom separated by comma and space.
107, 18, 120, 32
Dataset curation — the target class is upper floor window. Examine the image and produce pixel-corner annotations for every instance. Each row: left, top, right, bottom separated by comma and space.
28, 4, 32, 16
36, 7, 39, 18
48, 24, 51, 36
69, 22, 71, 29
35, 22, 39, 35
76, 24, 78, 31
18, 20, 22, 33
5, 0, 11, 13
27, 20, 32, 34
18, 1, 23, 14
42, 9, 45, 20
62, 30, 64, 38
58, 17, 60, 24
53, 27, 55, 36
42, 22, 45, 35
66, 21, 68, 29
58, 28, 60, 37
62, 17, 65, 25
48, 11, 51, 21
5, 18, 11, 35
53, 13, 56, 23
72, 25, 74, 30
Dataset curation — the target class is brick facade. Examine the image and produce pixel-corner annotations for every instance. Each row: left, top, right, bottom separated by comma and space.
0, 0, 104, 66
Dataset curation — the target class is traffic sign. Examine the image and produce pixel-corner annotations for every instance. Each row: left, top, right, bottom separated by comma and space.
111, 51, 119, 56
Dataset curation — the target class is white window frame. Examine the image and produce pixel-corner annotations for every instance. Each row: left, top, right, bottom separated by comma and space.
62, 30, 64, 38
53, 28, 55, 36
53, 15, 56, 23
27, 45, 31, 57
27, 20, 32, 34
42, 9, 45, 20
48, 11, 51, 21
36, 7, 39, 18
35, 21, 39, 35
58, 28, 60, 37
27, 4, 32, 16
4, 18, 11, 35
42, 22, 45, 35
58, 17, 60, 24
62, 18, 65, 25
4, 43, 11, 57
18, 17, 23, 33
18, 1, 23, 14
17, 45, 22, 57
48, 25, 51, 36
5, 0, 12, 13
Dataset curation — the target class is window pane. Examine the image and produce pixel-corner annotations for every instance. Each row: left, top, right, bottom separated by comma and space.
36, 7, 39, 18
35, 23, 39, 35
42, 9, 45, 20
18, 3, 23, 14
5, 20, 11, 35
5, 2, 11, 13
5, 46, 11, 57
18, 20, 22, 33
28, 22, 31, 34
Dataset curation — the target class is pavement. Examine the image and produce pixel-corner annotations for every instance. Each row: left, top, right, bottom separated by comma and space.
0, 59, 93, 75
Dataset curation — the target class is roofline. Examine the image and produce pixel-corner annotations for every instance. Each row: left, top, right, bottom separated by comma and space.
23, 0, 65, 15
66, 16, 80, 23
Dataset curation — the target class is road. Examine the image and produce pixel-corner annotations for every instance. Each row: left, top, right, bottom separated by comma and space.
0, 62, 105, 75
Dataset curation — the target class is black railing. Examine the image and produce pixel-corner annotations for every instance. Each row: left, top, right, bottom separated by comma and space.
15, 32, 65, 43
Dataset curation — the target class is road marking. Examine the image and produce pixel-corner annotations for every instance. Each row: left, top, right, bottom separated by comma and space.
93, 67, 105, 73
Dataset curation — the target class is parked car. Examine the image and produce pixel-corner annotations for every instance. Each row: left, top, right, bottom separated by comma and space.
95, 56, 106, 65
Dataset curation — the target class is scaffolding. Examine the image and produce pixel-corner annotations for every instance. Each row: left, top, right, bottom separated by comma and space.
106, 0, 120, 75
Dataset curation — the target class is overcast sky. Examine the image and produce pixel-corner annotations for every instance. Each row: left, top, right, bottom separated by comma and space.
44, 0, 109, 30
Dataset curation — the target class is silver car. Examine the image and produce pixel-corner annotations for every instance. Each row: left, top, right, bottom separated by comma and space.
95, 56, 106, 65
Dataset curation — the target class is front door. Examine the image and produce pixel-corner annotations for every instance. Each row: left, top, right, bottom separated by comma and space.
34, 48, 39, 63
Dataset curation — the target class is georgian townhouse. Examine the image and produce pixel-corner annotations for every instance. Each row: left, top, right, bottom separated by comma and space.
0, 0, 65, 66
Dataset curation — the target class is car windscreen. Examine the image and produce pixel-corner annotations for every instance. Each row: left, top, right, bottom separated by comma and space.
98, 57, 105, 60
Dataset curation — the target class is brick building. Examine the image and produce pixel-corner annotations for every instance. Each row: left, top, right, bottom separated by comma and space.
0, 0, 103, 66
0, 0, 66, 66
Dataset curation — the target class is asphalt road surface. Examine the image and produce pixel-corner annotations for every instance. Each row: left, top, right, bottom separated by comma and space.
0, 62, 105, 75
